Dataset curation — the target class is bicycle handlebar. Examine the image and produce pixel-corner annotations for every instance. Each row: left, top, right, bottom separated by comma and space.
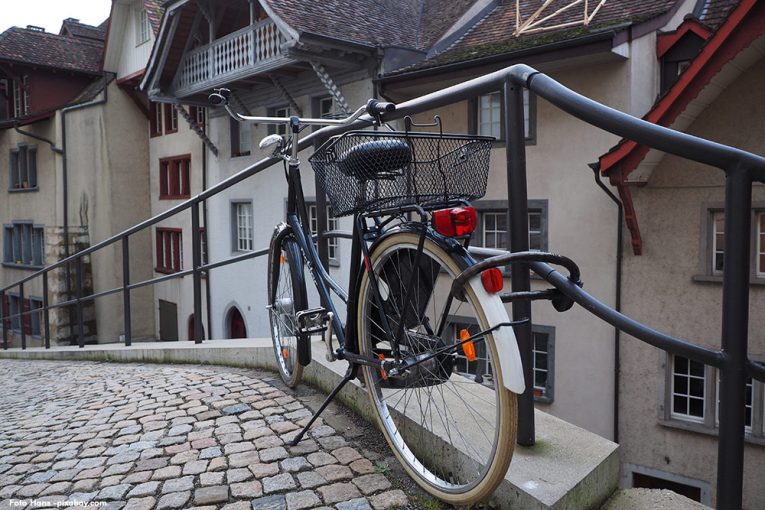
209, 88, 396, 128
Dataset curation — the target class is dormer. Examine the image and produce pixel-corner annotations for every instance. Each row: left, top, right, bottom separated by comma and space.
657, 16, 711, 94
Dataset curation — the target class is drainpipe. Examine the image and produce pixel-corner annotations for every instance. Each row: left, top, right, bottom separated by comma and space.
590, 162, 623, 444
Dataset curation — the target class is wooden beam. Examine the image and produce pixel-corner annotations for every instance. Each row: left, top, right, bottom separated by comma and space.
286, 49, 362, 70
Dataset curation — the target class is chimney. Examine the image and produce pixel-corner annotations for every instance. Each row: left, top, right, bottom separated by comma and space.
26, 25, 45, 32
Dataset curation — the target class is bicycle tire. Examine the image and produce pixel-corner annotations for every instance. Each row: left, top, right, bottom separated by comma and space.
356, 231, 517, 504
268, 230, 307, 387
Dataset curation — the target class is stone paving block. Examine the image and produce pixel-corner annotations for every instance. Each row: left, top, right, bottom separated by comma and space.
288, 440, 319, 456
100, 474, 125, 488
259, 447, 289, 463
285, 489, 322, 510
208, 457, 228, 472
263, 473, 297, 494
191, 437, 216, 449
165, 442, 191, 455
123, 496, 156, 510
221, 503, 251, 510
224, 441, 256, 455
306, 452, 336, 467
352, 473, 391, 495
230, 480, 263, 498
332, 447, 363, 465
97, 483, 131, 500
317, 464, 354, 482
26, 469, 57, 483
122, 471, 152, 484
226, 467, 253, 483
156, 490, 191, 510
296, 470, 328, 489
151, 465, 181, 481
250, 494, 287, 510
349, 459, 376, 475
135, 457, 168, 471
254, 435, 283, 449
336, 498, 373, 510
74, 467, 105, 480
317, 482, 362, 504
229, 451, 259, 467
249, 462, 279, 479
199, 471, 224, 486
162, 475, 194, 493
170, 450, 199, 465
222, 403, 251, 415
193, 485, 229, 505
218, 433, 244, 445
368, 490, 408, 510
40, 481, 72, 495
183, 459, 208, 475
72, 479, 99, 492
126, 481, 160, 498
199, 446, 222, 459
317, 435, 347, 450
280, 456, 311, 473
168, 424, 193, 436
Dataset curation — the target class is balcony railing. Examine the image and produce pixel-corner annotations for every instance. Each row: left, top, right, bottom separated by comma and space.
173, 19, 292, 97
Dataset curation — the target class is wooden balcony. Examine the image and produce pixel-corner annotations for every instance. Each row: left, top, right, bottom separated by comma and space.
171, 19, 295, 97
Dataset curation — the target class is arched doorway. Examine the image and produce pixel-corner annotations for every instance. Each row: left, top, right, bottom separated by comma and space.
187, 314, 205, 341
228, 307, 247, 339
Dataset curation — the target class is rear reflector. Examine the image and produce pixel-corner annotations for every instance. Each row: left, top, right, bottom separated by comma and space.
481, 268, 503, 294
432, 207, 477, 237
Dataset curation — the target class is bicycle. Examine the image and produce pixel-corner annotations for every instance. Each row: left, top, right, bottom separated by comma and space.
208, 88, 576, 504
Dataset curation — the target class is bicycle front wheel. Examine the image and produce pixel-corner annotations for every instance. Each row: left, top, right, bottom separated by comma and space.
268, 231, 307, 387
356, 232, 517, 505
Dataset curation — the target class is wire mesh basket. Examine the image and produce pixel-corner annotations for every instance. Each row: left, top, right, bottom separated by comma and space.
309, 131, 493, 216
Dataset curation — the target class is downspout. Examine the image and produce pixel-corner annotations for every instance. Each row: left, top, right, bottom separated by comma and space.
590, 162, 623, 444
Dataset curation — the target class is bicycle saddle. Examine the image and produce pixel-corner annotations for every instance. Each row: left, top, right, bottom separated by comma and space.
336, 139, 412, 180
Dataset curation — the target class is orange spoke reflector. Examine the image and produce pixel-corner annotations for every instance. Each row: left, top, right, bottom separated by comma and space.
460, 329, 477, 361
282, 348, 289, 359
378, 353, 388, 381
280, 254, 285, 265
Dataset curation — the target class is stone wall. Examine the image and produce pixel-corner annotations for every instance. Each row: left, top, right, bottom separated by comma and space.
46, 226, 98, 345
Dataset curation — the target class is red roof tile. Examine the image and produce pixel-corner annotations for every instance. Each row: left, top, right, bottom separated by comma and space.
144, 0, 164, 35
59, 18, 107, 42
0, 26, 103, 74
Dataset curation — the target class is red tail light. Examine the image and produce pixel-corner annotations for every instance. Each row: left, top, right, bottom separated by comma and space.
432, 207, 477, 237
481, 268, 503, 294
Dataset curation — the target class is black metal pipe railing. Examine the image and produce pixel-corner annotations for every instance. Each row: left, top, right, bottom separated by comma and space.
0, 63, 762, 509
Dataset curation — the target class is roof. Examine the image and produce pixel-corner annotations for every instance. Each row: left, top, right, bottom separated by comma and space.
695, 0, 739, 28
59, 18, 107, 41
0, 26, 103, 74
599, 0, 763, 181
262, 0, 476, 51
384, 0, 679, 76
144, 0, 164, 35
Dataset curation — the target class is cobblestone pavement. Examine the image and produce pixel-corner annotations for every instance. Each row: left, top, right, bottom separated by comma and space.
0, 360, 410, 510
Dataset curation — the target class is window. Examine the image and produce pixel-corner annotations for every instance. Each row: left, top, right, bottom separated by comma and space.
150, 102, 163, 137
308, 203, 339, 263
665, 354, 765, 440
450, 319, 554, 402
471, 90, 535, 143
474, 200, 548, 252
532, 327, 555, 402
232, 202, 253, 252
156, 228, 182, 273
699, 209, 765, 281
269, 106, 290, 136
9, 145, 37, 190
164, 104, 178, 134
671, 355, 706, 423
199, 227, 208, 266
3, 222, 44, 267
230, 119, 252, 157
159, 155, 191, 199
8, 295, 20, 333
29, 298, 41, 337
319, 97, 339, 118
136, 8, 151, 45
712, 211, 724, 275
758, 213, 765, 277
12, 76, 30, 117
189, 106, 206, 130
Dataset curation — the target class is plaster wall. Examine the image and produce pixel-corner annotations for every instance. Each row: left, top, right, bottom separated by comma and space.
618, 59, 765, 508
148, 106, 209, 341
64, 81, 155, 343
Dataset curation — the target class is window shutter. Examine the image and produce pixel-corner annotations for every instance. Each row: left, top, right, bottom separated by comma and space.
28, 147, 37, 187
22, 299, 31, 335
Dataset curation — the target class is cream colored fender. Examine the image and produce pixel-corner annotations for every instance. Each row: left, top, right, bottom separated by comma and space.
469, 276, 526, 394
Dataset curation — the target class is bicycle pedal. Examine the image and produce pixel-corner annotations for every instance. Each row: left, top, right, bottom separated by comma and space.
296, 307, 329, 336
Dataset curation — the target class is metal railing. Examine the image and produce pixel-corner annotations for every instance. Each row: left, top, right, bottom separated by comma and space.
1, 63, 763, 509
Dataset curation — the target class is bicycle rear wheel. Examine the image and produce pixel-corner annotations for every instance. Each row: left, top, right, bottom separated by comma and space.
268, 231, 307, 387
356, 231, 517, 505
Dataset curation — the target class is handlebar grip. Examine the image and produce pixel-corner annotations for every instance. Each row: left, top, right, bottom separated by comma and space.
366, 98, 396, 116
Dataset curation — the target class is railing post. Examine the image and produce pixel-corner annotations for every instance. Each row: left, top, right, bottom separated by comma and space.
716, 167, 752, 510
42, 272, 50, 349
0, 290, 5, 350
19, 282, 26, 350
122, 237, 132, 347
75, 257, 85, 348
504, 78, 535, 446
191, 202, 204, 344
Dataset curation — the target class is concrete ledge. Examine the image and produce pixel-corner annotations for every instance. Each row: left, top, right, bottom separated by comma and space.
0, 338, 619, 509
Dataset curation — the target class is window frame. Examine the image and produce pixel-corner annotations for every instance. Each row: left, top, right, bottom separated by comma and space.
164, 104, 178, 134
306, 201, 340, 266
158, 155, 191, 200
663, 353, 765, 442
155, 227, 183, 274
135, 7, 151, 46
12, 76, 30, 118
231, 201, 254, 253
3, 221, 44, 268
8, 144, 38, 192
230, 118, 252, 158
268, 105, 290, 136
696, 205, 765, 284
150, 102, 163, 137
468, 90, 536, 145
189, 106, 206, 130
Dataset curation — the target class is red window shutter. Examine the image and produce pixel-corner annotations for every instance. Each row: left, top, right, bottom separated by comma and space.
182, 158, 190, 196
164, 232, 172, 270
155, 230, 162, 269
172, 232, 181, 271
169, 160, 179, 196
159, 161, 169, 198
